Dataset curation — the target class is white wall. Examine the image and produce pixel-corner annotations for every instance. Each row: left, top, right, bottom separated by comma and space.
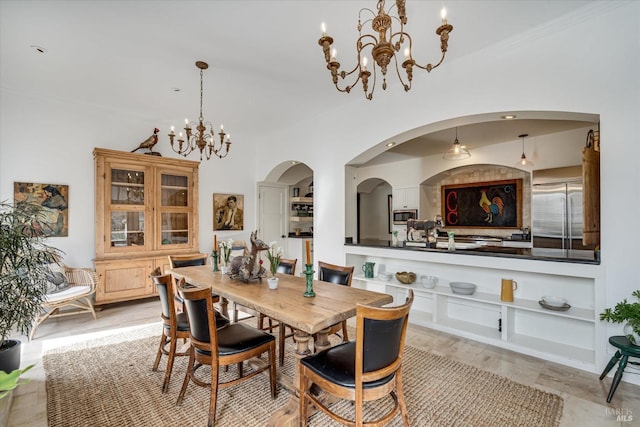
1, 1, 639, 378
252, 2, 640, 368
0, 90, 258, 267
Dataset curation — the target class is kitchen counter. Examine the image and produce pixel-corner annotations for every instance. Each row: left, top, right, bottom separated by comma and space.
288, 233, 313, 238
348, 240, 598, 264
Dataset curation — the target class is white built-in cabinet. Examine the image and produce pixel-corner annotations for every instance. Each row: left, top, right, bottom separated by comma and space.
392, 187, 419, 209
345, 245, 604, 374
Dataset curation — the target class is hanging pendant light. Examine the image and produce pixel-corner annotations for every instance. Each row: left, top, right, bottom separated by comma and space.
443, 127, 471, 160
516, 133, 534, 167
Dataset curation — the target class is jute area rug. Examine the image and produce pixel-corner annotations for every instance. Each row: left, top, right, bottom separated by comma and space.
44, 323, 563, 426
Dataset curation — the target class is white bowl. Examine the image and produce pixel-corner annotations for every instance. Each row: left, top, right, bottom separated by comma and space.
421, 275, 438, 289
542, 296, 567, 307
449, 282, 477, 295
378, 272, 393, 282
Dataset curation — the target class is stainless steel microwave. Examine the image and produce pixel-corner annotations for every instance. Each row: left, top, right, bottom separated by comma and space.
393, 209, 418, 225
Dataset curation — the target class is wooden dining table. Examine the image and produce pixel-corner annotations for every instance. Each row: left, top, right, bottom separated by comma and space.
169, 265, 393, 426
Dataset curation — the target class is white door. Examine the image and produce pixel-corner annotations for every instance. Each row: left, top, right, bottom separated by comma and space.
258, 183, 288, 256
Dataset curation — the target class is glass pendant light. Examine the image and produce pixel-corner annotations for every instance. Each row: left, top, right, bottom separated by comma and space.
516, 133, 534, 167
443, 127, 471, 160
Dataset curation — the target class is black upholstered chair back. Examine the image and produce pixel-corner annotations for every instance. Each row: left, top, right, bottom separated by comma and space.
179, 284, 214, 346
169, 253, 208, 268
318, 261, 354, 286
362, 317, 405, 372
152, 274, 172, 319
276, 258, 297, 275
358, 290, 414, 374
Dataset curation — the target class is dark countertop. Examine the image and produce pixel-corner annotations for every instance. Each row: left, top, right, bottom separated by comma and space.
348, 240, 599, 265
288, 233, 313, 238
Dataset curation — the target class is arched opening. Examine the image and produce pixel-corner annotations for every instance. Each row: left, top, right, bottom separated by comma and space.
357, 178, 392, 244
259, 161, 314, 270
348, 110, 599, 259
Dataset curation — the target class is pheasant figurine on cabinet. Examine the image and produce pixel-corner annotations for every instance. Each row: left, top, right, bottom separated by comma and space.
131, 128, 160, 155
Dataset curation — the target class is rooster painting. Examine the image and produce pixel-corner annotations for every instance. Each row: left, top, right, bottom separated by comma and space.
131, 128, 159, 153
479, 189, 504, 224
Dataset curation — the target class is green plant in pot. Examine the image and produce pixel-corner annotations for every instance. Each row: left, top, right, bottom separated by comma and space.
0, 200, 63, 375
599, 290, 640, 345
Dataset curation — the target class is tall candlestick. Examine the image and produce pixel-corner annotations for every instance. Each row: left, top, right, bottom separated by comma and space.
305, 240, 311, 265
214, 234, 217, 248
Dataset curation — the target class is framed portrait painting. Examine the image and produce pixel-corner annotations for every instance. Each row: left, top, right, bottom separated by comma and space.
213, 193, 244, 231
14, 182, 69, 237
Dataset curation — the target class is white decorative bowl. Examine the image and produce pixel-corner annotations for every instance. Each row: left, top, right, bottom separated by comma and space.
449, 282, 477, 295
421, 275, 438, 289
378, 272, 393, 282
542, 296, 567, 307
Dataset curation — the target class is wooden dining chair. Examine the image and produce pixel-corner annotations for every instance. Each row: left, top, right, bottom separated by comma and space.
299, 290, 414, 427
168, 253, 210, 312
176, 282, 277, 426
265, 258, 297, 365
151, 273, 192, 393
169, 253, 232, 320
318, 261, 355, 342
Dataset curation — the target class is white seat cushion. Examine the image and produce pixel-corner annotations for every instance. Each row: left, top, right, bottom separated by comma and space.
45, 285, 91, 303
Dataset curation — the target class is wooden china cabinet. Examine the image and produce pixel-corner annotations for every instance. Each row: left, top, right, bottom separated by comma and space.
93, 148, 200, 305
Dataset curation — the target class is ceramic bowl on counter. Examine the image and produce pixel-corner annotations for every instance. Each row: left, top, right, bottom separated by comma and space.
421, 275, 438, 289
395, 272, 417, 285
541, 295, 567, 307
449, 282, 477, 295
378, 271, 393, 282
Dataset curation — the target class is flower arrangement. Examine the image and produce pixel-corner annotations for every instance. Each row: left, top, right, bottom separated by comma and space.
266, 241, 282, 277
219, 238, 234, 266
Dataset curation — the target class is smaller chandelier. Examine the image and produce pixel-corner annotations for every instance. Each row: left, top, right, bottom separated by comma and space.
169, 61, 231, 160
318, 0, 453, 100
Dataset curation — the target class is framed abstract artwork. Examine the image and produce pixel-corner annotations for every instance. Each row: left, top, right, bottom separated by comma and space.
213, 193, 244, 230
14, 182, 69, 237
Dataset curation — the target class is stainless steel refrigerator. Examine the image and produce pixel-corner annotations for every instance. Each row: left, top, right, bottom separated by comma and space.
532, 178, 593, 258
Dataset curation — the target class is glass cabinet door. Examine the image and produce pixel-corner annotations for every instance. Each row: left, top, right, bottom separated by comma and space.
110, 211, 145, 247
159, 173, 191, 246
107, 167, 148, 251
110, 169, 145, 205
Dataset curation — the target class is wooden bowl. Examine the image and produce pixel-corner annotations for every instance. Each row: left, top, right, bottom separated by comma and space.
395, 272, 417, 284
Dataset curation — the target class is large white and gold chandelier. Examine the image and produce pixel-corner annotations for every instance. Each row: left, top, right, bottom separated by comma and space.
169, 61, 231, 160
318, 0, 453, 100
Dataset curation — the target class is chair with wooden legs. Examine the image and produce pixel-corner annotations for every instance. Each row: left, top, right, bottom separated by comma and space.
299, 290, 414, 427
151, 273, 192, 393
318, 261, 355, 342
31, 265, 98, 339
177, 282, 277, 427
169, 253, 230, 322
168, 253, 210, 312
260, 258, 296, 365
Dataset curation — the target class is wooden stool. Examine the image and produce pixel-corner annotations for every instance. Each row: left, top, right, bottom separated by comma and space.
599, 336, 640, 402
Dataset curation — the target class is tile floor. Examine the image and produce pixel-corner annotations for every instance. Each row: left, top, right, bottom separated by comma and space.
5, 298, 640, 427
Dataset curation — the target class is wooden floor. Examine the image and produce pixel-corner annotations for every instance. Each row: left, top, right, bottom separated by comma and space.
6, 297, 640, 427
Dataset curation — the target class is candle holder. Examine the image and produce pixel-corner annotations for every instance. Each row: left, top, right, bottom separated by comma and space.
303, 264, 315, 298
211, 250, 219, 272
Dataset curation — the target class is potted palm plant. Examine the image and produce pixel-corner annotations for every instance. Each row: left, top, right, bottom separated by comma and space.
0, 200, 63, 373
599, 290, 640, 345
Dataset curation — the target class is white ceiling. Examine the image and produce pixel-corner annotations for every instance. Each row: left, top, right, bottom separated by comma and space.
1, 1, 599, 162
